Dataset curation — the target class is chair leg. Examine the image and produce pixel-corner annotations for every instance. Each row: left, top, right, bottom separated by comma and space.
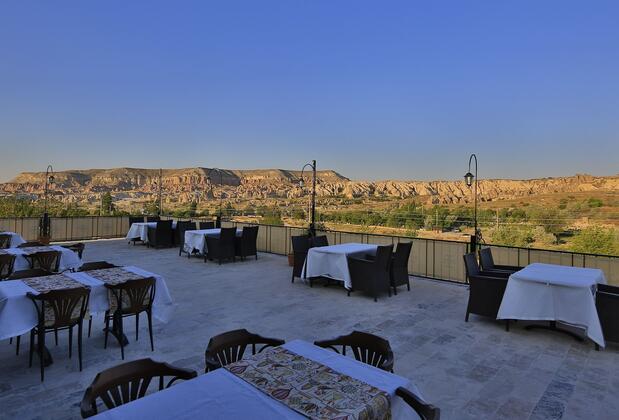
135, 313, 139, 341
393, 286, 397, 296
16, 335, 20, 356
595, 343, 600, 351
147, 310, 154, 352
68, 326, 73, 359
118, 313, 125, 360
29, 330, 34, 367
38, 329, 45, 382
407, 280, 410, 291
78, 321, 83, 371
104, 314, 110, 349
505, 320, 510, 332
465, 311, 470, 322
54, 328, 58, 346
88, 317, 92, 338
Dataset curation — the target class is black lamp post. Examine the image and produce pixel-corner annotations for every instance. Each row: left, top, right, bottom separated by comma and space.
299, 160, 317, 236
207, 168, 224, 228
152, 169, 163, 216
40, 165, 55, 242
464, 154, 479, 251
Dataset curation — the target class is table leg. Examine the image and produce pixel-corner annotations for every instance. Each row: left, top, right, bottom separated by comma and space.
525, 321, 584, 342
104, 311, 129, 346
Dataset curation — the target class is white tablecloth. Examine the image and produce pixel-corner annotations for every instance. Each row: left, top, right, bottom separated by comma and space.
92, 340, 420, 420
497, 263, 607, 347
183, 228, 242, 253
1, 231, 26, 247
6, 245, 82, 272
303, 243, 379, 289
126, 222, 177, 243
0, 266, 174, 340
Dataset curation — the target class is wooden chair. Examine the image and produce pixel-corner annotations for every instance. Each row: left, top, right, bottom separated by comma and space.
0, 254, 16, 279
0, 234, 12, 249
291, 235, 310, 283
25, 250, 61, 273
347, 244, 393, 302
78, 261, 119, 271
314, 330, 394, 372
235, 226, 259, 260
596, 284, 619, 350
396, 387, 441, 420
199, 221, 215, 230
309, 235, 329, 248
18, 241, 44, 248
176, 221, 196, 257
205, 227, 237, 264
463, 253, 510, 331
80, 358, 197, 418
63, 242, 85, 259
146, 220, 173, 249
8, 268, 50, 279
391, 241, 412, 295
204, 329, 285, 372
478, 247, 521, 275
104, 277, 156, 360
128, 216, 144, 245
27, 287, 90, 381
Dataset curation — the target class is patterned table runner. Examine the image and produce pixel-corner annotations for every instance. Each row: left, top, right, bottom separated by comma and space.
224, 347, 391, 420
83, 267, 146, 285
16, 246, 56, 255
23, 274, 85, 293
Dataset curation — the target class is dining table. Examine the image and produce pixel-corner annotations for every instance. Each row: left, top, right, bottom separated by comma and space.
302, 243, 379, 289
183, 228, 243, 254
126, 222, 178, 244
0, 231, 26, 247
0, 245, 82, 272
92, 339, 422, 419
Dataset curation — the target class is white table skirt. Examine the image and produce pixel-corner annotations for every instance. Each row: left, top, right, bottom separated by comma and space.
0, 266, 174, 340
497, 263, 607, 347
303, 243, 379, 289
92, 340, 420, 420
6, 245, 82, 272
183, 228, 242, 253
126, 222, 177, 243
1, 232, 26, 247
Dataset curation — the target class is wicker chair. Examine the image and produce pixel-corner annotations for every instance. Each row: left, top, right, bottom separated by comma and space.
104, 277, 156, 360
391, 241, 412, 295
25, 250, 61, 273
235, 226, 259, 260
63, 242, 85, 259
463, 253, 509, 331
27, 287, 90, 381
199, 221, 215, 230
291, 235, 310, 283
18, 241, 44, 248
479, 248, 521, 275
347, 244, 393, 302
0, 234, 12, 249
146, 220, 173, 249
175, 220, 195, 253
396, 387, 441, 420
0, 254, 16, 279
205, 227, 237, 264
596, 284, 619, 350
204, 329, 285, 372
78, 261, 119, 271
146, 216, 160, 222
314, 331, 394, 372
80, 358, 197, 418
309, 235, 329, 248
8, 268, 50, 279
128, 216, 144, 245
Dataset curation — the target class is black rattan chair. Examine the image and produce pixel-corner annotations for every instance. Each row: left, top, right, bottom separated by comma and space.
62, 242, 85, 259
0, 234, 12, 249
0, 254, 16, 279
78, 261, 119, 271
291, 235, 310, 283
479, 247, 522, 274
310, 235, 329, 248
80, 358, 197, 418
128, 216, 145, 245
235, 226, 259, 261
199, 221, 215, 230
175, 221, 196, 256
314, 330, 394, 372
391, 241, 412, 295
8, 268, 50, 279
596, 284, 619, 350
463, 253, 510, 331
396, 387, 441, 420
347, 244, 393, 302
204, 329, 285, 372
18, 241, 44, 248
205, 227, 237, 264
25, 251, 61, 273
146, 220, 173, 249
146, 216, 160, 222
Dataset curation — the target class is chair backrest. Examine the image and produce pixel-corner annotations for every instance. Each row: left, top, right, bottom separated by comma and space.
8, 268, 50, 279
310, 235, 328, 248
241, 226, 259, 248
106, 277, 156, 314
478, 248, 495, 270
156, 220, 173, 233
27, 251, 61, 272
395, 387, 441, 420
63, 242, 85, 259
0, 234, 11, 249
199, 221, 215, 230
463, 253, 481, 277
28, 287, 90, 329
374, 245, 394, 272
78, 261, 119, 271
80, 358, 198, 418
18, 241, 44, 248
596, 284, 619, 344
314, 330, 394, 371
128, 216, 144, 226
291, 235, 310, 254
146, 216, 160, 222
176, 220, 195, 232
204, 329, 285, 371
219, 227, 237, 244
0, 254, 16, 279
393, 242, 412, 268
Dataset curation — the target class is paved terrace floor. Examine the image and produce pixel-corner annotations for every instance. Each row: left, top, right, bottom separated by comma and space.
0, 239, 617, 420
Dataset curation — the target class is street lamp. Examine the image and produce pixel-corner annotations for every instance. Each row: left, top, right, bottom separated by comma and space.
300, 160, 317, 236
152, 169, 163, 216
464, 154, 479, 250
40, 165, 55, 242
207, 168, 224, 228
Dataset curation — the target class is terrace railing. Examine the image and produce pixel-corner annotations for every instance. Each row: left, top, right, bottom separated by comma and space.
0, 216, 616, 285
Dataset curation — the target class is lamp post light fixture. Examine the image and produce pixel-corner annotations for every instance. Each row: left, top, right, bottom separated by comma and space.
464, 154, 479, 251
207, 168, 224, 228
40, 165, 55, 242
300, 160, 317, 236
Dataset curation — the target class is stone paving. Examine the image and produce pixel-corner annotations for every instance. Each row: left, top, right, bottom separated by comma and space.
0, 239, 617, 419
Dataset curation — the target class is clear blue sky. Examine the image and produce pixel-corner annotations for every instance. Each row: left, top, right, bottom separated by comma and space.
1, 1, 617, 182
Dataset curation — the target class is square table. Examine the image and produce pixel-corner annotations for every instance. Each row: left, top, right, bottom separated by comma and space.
183, 228, 242, 254
1, 245, 82, 272
125, 222, 177, 243
0, 231, 26, 247
497, 263, 607, 347
302, 243, 379, 289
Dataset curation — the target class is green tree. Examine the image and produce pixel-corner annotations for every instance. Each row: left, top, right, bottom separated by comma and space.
101, 192, 114, 215
571, 226, 618, 255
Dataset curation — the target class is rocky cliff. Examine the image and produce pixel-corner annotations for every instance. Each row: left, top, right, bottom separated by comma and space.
1, 168, 617, 206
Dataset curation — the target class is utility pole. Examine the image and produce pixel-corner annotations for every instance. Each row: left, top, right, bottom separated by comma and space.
157, 168, 163, 216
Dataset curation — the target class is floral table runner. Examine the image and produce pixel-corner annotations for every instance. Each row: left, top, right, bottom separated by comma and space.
224, 347, 391, 420
83, 267, 146, 285
23, 274, 84, 293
